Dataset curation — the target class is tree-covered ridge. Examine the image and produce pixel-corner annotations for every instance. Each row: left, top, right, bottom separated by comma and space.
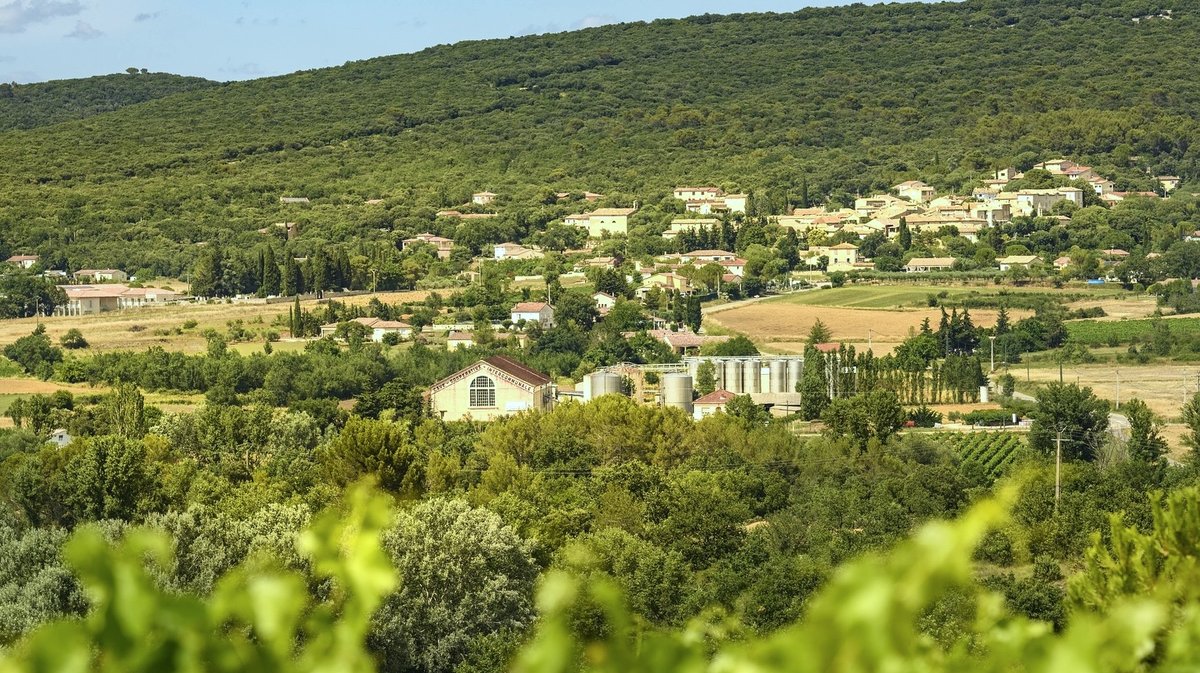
0, 72, 219, 132
0, 0, 1196, 272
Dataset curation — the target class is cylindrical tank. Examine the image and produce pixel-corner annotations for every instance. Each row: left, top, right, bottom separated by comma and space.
787, 358, 802, 394
769, 359, 787, 393
746, 359, 761, 393
712, 360, 724, 390
724, 359, 742, 393
662, 373, 694, 417
588, 372, 623, 399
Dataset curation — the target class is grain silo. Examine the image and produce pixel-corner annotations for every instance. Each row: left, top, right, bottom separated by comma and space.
769, 359, 788, 393
587, 371, 623, 399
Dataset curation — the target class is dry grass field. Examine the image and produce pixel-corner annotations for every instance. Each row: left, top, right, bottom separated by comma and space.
710, 302, 1020, 355
0, 291, 431, 355
1016, 363, 1200, 419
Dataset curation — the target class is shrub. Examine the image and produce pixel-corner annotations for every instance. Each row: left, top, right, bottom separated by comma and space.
59, 329, 89, 350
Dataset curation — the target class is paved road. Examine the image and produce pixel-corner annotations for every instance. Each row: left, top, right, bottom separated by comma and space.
1010, 390, 1131, 439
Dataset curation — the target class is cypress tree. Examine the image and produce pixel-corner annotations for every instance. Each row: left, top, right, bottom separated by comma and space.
261, 246, 281, 296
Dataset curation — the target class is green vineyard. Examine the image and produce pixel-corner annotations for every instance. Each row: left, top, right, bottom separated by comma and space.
942, 432, 1030, 478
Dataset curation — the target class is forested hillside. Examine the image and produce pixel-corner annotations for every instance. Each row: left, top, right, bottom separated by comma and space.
0, 0, 1196, 272
0, 72, 219, 132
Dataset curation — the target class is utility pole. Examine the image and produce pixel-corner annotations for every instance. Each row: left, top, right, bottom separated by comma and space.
1115, 369, 1120, 409
989, 336, 996, 373
1054, 430, 1063, 515
868, 328, 873, 352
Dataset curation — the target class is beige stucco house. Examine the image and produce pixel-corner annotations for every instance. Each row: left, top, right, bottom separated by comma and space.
428, 355, 553, 421
511, 302, 555, 328
894, 180, 935, 203
565, 207, 637, 237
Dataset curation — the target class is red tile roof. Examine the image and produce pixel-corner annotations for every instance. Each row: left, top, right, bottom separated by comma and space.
484, 355, 551, 386
695, 390, 737, 405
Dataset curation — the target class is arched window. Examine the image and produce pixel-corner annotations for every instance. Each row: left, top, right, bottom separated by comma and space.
469, 375, 496, 408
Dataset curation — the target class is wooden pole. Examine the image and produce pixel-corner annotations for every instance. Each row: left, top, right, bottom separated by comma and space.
1054, 430, 1063, 515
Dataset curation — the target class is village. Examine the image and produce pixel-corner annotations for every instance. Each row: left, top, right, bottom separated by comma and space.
5, 157, 1189, 428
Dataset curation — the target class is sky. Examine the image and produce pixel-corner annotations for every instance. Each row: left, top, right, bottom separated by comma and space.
0, 0, 883, 84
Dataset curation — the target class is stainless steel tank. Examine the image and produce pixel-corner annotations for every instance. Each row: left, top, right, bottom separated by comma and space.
662, 373, 694, 416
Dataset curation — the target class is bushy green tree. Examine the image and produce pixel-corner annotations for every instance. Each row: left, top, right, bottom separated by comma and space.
371, 498, 537, 673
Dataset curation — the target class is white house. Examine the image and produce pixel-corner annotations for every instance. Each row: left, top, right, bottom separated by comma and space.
493, 242, 543, 260
693, 389, 736, 420
5, 255, 38, 269
74, 268, 128, 282
472, 191, 497, 205
723, 194, 748, 214
320, 317, 413, 342
511, 302, 555, 328
673, 186, 723, 201
893, 180, 935, 203
680, 249, 737, 263
446, 331, 475, 349
998, 255, 1040, 271
1159, 176, 1181, 192
903, 257, 957, 273
593, 292, 617, 311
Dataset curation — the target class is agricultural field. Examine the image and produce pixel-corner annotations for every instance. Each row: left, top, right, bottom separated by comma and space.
1015, 362, 1200, 419
1065, 316, 1200, 347
775, 284, 1125, 310
940, 432, 1032, 478
0, 291, 431, 355
709, 301, 1018, 356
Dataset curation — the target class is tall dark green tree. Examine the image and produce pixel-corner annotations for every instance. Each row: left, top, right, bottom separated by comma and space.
260, 245, 281, 297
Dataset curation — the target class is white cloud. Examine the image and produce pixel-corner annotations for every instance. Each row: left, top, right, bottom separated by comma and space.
133, 11, 159, 22
64, 19, 101, 39
573, 15, 615, 29
0, 0, 82, 33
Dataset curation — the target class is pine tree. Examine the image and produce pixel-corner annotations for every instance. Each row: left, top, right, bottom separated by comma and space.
190, 246, 222, 298
807, 319, 833, 344
994, 305, 1011, 335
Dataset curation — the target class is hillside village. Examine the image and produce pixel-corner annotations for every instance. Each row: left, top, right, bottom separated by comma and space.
4, 155, 1197, 427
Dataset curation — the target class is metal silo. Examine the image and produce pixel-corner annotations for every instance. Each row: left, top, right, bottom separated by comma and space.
786, 358, 802, 393
724, 359, 742, 393
588, 371, 623, 399
745, 359, 761, 393
662, 373, 694, 416
769, 359, 788, 393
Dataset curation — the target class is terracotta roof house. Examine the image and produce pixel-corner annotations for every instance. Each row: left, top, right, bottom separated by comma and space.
681, 249, 737, 263
403, 233, 455, 259
511, 302, 555, 328
428, 355, 553, 421
694, 389, 738, 420
903, 257, 957, 273
472, 191, 498, 205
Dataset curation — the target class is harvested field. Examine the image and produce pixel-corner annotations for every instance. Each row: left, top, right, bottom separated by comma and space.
1017, 363, 1200, 419
709, 302, 1021, 354
0, 291, 431, 354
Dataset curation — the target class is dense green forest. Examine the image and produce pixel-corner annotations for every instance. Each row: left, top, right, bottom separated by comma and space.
1, 0, 1198, 274
0, 72, 218, 132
